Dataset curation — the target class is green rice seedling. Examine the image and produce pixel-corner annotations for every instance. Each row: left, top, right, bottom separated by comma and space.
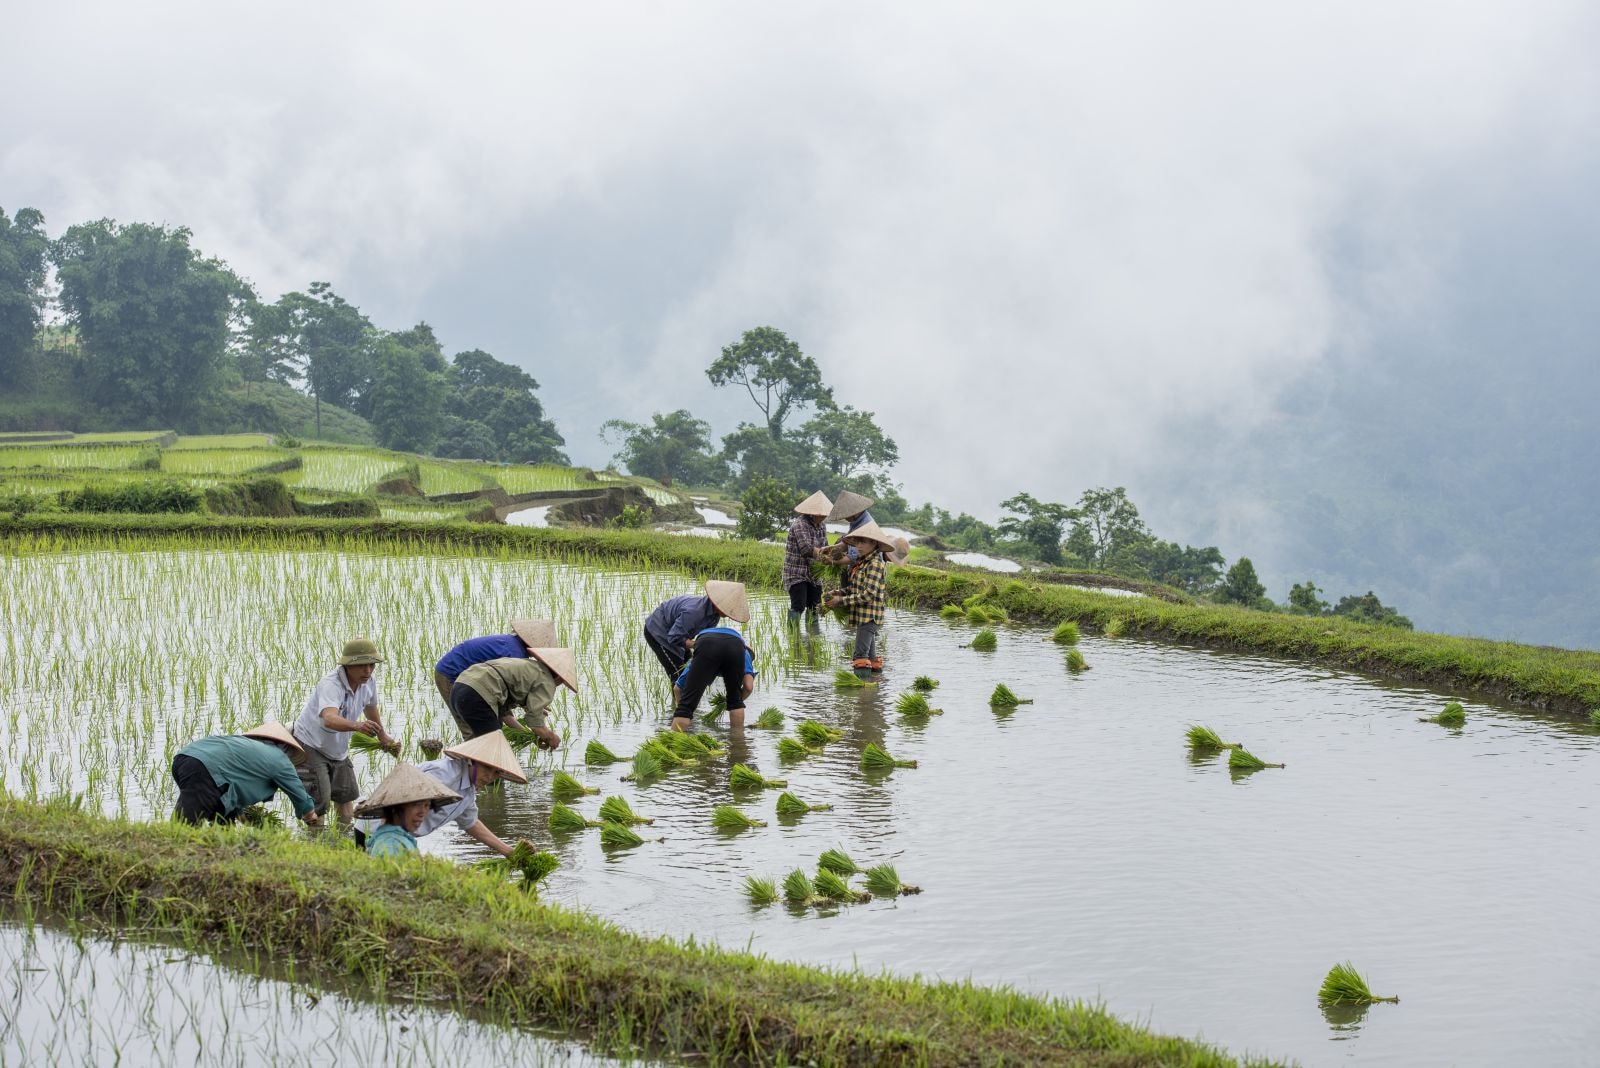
547, 802, 600, 834
777, 736, 821, 762
1318, 962, 1398, 1004
236, 805, 285, 830
896, 691, 931, 716
637, 737, 687, 767
782, 868, 817, 904
796, 720, 844, 746
585, 739, 623, 765
550, 770, 599, 799
600, 821, 644, 848
656, 730, 718, 761
1104, 617, 1127, 638
598, 795, 653, 825
712, 804, 766, 831
1065, 649, 1089, 672
983, 605, 1010, 623
912, 675, 939, 692
1419, 701, 1467, 726
502, 725, 539, 752
1186, 725, 1241, 751
1052, 620, 1080, 645
709, 692, 727, 715
349, 732, 399, 756
623, 746, 665, 783
418, 738, 444, 760
775, 790, 832, 816
1228, 747, 1285, 771
818, 847, 862, 876
968, 628, 998, 652
834, 669, 869, 688
966, 605, 991, 625
1590, 709, 1600, 728
754, 706, 785, 729
988, 683, 1033, 708
863, 863, 922, 896
939, 604, 965, 620
729, 763, 787, 790
744, 875, 778, 906
861, 742, 917, 771
813, 867, 870, 903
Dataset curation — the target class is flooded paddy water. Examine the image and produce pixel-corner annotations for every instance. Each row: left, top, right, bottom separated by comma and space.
3, 546, 1598, 1066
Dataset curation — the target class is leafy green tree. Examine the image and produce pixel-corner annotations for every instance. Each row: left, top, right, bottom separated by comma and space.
735, 475, 798, 541
0, 206, 49, 379
1217, 557, 1270, 609
801, 405, 898, 481
718, 423, 817, 491
997, 492, 1073, 565
601, 409, 726, 486
1332, 591, 1413, 629
52, 219, 245, 426
434, 416, 500, 461
1134, 540, 1226, 595
1065, 487, 1150, 569
366, 333, 444, 452
707, 326, 832, 441
1287, 580, 1331, 615
447, 349, 566, 464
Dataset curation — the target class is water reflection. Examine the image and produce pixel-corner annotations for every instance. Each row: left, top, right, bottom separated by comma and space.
1320, 999, 1371, 1037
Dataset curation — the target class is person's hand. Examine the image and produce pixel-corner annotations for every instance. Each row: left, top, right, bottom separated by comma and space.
352, 720, 379, 736
533, 726, 562, 751
302, 810, 323, 827
685, 636, 696, 651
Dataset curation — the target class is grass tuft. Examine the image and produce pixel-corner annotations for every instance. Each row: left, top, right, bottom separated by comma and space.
1103, 617, 1127, 638
1318, 962, 1398, 1004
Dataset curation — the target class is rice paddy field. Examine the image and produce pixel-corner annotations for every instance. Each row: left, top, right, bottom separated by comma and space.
0, 443, 157, 470
4, 537, 1598, 1066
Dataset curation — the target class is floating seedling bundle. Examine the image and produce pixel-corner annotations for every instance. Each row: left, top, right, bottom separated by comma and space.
1185, 725, 1241, 751
818, 847, 862, 876
1052, 620, 1080, 645
911, 675, 939, 692
1065, 649, 1089, 672
712, 804, 766, 831
775, 790, 832, 816
656, 730, 722, 761
598, 794, 653, 825
834, 669, 870, 688
754, 707, 786, 729
744, 875, 778, 906
550, 770, 599, 800
968, 628, 998, 652
860, 742, 917, 771
796, 720, 844, 746
939, 604, 965, 621
1420, 701, 1466, 726
863, 863, 922, 896
988, 683, 1033, 709
548, 802, 601, 833
896, 692, 942, 719
600, 821, 644, 848
624, 746, 666, 783
813, 867, 870, 903
777, 736, 821, 762
584, 739, 623, 765
1228, 747, 1285, 771
730, 763, 787, 790
1318, 962, 1398, 1004
783, 868, 818, 905
1103, 617, 1127, 638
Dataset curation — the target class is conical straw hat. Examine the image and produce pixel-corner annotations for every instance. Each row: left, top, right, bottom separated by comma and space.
243, 721, 303, 754
843, 520, 897, 553
704, 579, 750, 622
510, 618, 557, 649
887, 536, 911, 565
354, 761, 463, 818
529, 647, 579, 693
444, 730, 530, 784
793, 490, 833, 517
826, 490, 874, 522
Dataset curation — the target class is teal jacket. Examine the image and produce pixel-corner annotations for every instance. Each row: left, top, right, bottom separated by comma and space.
177, 735, 316, 818
365, 823, 418, 857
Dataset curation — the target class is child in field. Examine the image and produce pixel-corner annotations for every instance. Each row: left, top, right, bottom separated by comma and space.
670, 626, 756, 731
356, 762, 463, 857
825, 521, 896, 679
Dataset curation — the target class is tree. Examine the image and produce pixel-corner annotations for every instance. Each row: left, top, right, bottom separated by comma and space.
366, 333, 444, 452
53, 219, 244, 427
447, 349, 566, 464
1332, 591, 1413, 629
1287, 580, 1331, 615
735, 475, 797, 541
718, 423, 817, 491
601, 409, 726, 486
997, 492, 1074, 565
434, 416, 500, 461
801, 405, 898, 481
1065, 487, 1150, 570
1217, 557, 1270, 609
0, 206, 49, 379
1135, 540, 1226, 595
706, 326, 831, 440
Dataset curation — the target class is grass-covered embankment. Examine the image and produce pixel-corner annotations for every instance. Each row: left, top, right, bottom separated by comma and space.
5, 512, 1597, 715
0, 798, 1252, 1068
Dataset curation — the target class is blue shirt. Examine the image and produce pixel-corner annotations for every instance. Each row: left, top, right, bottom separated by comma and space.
644, 595, 722, 653
435, 634, 526, 679
177, 735, 317, 818
673, 627, 757, 687
366, 823, 418, 857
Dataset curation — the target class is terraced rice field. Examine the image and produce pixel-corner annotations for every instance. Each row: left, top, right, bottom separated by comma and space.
0, 444, 157, 470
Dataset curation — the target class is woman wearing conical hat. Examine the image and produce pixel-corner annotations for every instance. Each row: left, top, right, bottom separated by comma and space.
817, 490, 877, 564
783, 491, 832, 628
825, 520, 897, 679
642, 580, 749, 688
431, 619, 557, 735
170, 722, 322, 828
356, 762, 463, 857
371, 731, 536, 858
450, 647, 577, 749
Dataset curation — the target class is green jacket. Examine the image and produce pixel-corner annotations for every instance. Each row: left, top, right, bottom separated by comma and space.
456, 657, 557, 728
177, 735, 316, 818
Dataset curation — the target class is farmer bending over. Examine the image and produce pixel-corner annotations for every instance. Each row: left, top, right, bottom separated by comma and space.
643, 580, 749, 692
412, 731, 535, 856
671, 626, 756, 731
450, 646, 576, 746
356, 762, 462, 858
826, 521, 895, 678
432, 618, 557, 735
291, 637, 396, 822
170, 721, 321, 827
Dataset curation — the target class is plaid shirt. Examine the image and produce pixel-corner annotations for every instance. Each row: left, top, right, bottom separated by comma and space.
782, 515, 828, 589
835, 551, 886, 626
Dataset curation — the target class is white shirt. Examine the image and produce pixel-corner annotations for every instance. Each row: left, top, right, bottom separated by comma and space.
292, 665, 378, 761
415, 756, 479, 835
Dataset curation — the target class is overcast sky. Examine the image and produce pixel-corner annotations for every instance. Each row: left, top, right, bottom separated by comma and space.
5, 2, 1597, 541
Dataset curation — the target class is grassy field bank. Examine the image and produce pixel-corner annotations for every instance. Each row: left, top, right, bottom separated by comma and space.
0, 798, 1252, 1068
4, 512, 1596, 716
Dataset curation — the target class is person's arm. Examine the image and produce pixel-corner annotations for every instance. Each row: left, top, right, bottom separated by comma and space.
465, 820, 513, 856
517, 680, 560, 750
273, 761, 323, 826
664, 606, 697, 655
320, 705, 377, 735
363, 701, 397, 751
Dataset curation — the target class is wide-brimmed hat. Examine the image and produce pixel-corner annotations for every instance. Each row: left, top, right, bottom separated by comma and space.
704, 579, 750, 623
243, 721, 304, 762
510, 619, 557, 650
444, 730, 530, 784
826, 490, 874, 522
843, 520, 897, 554
353, 762, 463, 819
338, 637, 386, 667
887, 536, 911, 565
793, 490, 833, 517
528, 647, 579, 693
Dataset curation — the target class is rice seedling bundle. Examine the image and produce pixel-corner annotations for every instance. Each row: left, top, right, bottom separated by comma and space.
1104, 617, 1127, 638
796, 720, 844, 746
624, 746, 665, 783
863, 863, 922, 895
236, 805, 285, 829
860, 743, 917, 771
502, 726, 539, 752
988, 683, 1033, 708
548, 802, 599, 833
775, 790, 832, 816
584, 739, 622, 765
729, 763, 787, 790
939, 604, 965, 620
966, 605, 991, 625
1052, 620, 1080, 645
598, 794, 653, 825
1590, 709, 1600, 728
657, 730, 718, 761
1065, 649, 1089, 672
550, 770, 599, 799
1228, 747, 1285, 771
813, 867, 869, 903
744, 875, 778, 906
1420, 701, 1466, 726
818, 847, 862, 875
349, 732, 399, 756
754, 707, 786, 729
911, 676, 939, 692
777, 736, 820, 762
834, 669, 869, 688
969, 628, 998, 652
637, 737, 687, 767
896, 692, 930, 716
782, 868, 817, 904
418, 738, 444, 760
708, 692, 727, 714
600, 821, 645, 848
1185, 725, 1240, 751
712, 804, 766, 831
1318, 962, 1398, 1004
